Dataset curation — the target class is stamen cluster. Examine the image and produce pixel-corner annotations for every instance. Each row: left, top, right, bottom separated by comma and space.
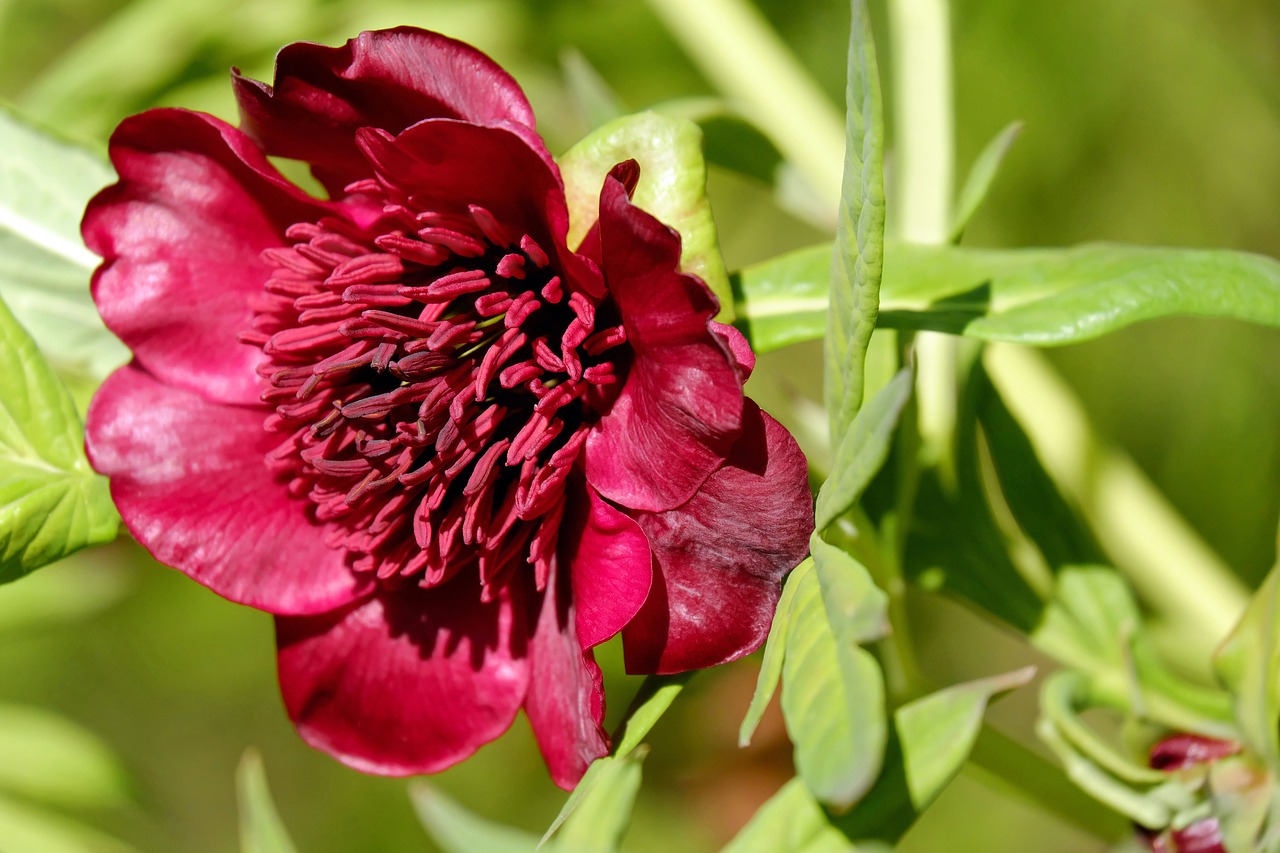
242, 190, 628, 598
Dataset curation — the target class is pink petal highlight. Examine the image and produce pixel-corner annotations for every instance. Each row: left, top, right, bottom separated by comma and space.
86, 365, 370, 615
235, 27, 536, 197
84, 109, 329, 406
276, 581, 528, 776
585, 170, 743, 513
523, 560, 610, 790
622, 401, 813, 674
564, 480, 653, 649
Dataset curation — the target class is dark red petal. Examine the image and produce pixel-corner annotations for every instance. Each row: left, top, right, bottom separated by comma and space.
563, 480, 653, 649
276, 581, 528, 776
86, 365, 371, 615
713, 321, 755, 381
235, 27, 536, 197
84, 108, 329, 406
585, 171, 744, 513
621, 401, 813, 674
523, 559, 610, 789
1148, 734, 1241, 771
355, 119, 566, 255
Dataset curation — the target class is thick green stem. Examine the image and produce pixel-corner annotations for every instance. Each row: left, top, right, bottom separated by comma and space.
887, 0, 957, 469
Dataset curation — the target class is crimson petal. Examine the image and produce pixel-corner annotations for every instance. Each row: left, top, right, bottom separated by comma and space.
86, 365, 371, 615
235, 27, 536, 197
523, 560, 610, 790
585, 171, 744, 513
276, 581, 528, 776
84, 108, 329, 406
355, 119, 567, 256
621, 401, 813, 674
563, 480, 653, 649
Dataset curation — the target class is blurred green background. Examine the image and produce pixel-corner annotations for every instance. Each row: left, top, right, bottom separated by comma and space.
1, 0, 1278, 850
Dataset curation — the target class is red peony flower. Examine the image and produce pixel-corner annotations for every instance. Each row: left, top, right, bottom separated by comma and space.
83, 27, 813, 788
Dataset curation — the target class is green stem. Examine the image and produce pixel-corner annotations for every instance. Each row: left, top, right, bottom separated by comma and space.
643, 0, 845, 218
887, 0, 958, 468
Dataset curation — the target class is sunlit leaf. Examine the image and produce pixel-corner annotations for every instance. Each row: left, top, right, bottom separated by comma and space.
740, 559, 809, 748
1215, 562, 1280, 772
834, 669, 1036, 843
0, 295, 118, 582
0, 703, 129, 808
880, 243, 1280, 343
782, 562, 887, 810
553, 748, 645, 853
809, 535, 888, 650
558, 111, 733, 318
731, 244, 828, 354
411, 783, 540, 853
825, 0, 885, 438
612, 672, 691, 757
0, 106, 126, 380
735, 240, 1280, 350
236, 751, 297, 853
541, 674, 685, 847
814, 367, 913, 531
949, 121, 1022, 241
722, 778, 866, 853
0, 794, 135, 853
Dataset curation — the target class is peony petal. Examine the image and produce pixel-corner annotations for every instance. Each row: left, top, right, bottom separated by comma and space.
276, 580, 528, 776
86, 365, 371, 615
713, 321, 755, 381
621, 401, 813, 674
585, 170, 743, 513
84, 108, 329, 406
235, 27, 536, 197
355, 119, 567, 255
562, 480, 653, 649
523, 559, 610, 789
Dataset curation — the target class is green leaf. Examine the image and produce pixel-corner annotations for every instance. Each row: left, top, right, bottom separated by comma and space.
825, 0, 885, 438
411, 783, 540, 853
833, 668, 1036, 843
949, 121, 1022, 241
809, 535, 889, 649
0, 106, 127, 380
0, 794, 135, 853
0, 703, 129, 808
740, 559, 810, 747
236, 751, 297, 853
734, 240, 1280, 351
612, 672, 691, 758
722, 778, 868, 853
1035, 566, 1234, 731
0, 295, 118, 582
879, 243, 1280, 343
781, 561, 887, 810
975, 369, 1104, 570
895, 667, 1036, 807
557, 111, 733, 318
1215, 561, 1280, 772
730, 243, 829, 354
814, 367, 913, 531
541, 673, 686, 847
553, 749, 646, 853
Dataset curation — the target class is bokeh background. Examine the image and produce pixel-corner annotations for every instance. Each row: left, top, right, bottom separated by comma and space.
1, 0, 1278, 850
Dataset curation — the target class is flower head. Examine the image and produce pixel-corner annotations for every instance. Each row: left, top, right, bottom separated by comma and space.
84, 27, 813, 787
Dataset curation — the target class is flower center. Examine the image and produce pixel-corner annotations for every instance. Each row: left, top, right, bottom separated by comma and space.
242, 191, 627, 597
